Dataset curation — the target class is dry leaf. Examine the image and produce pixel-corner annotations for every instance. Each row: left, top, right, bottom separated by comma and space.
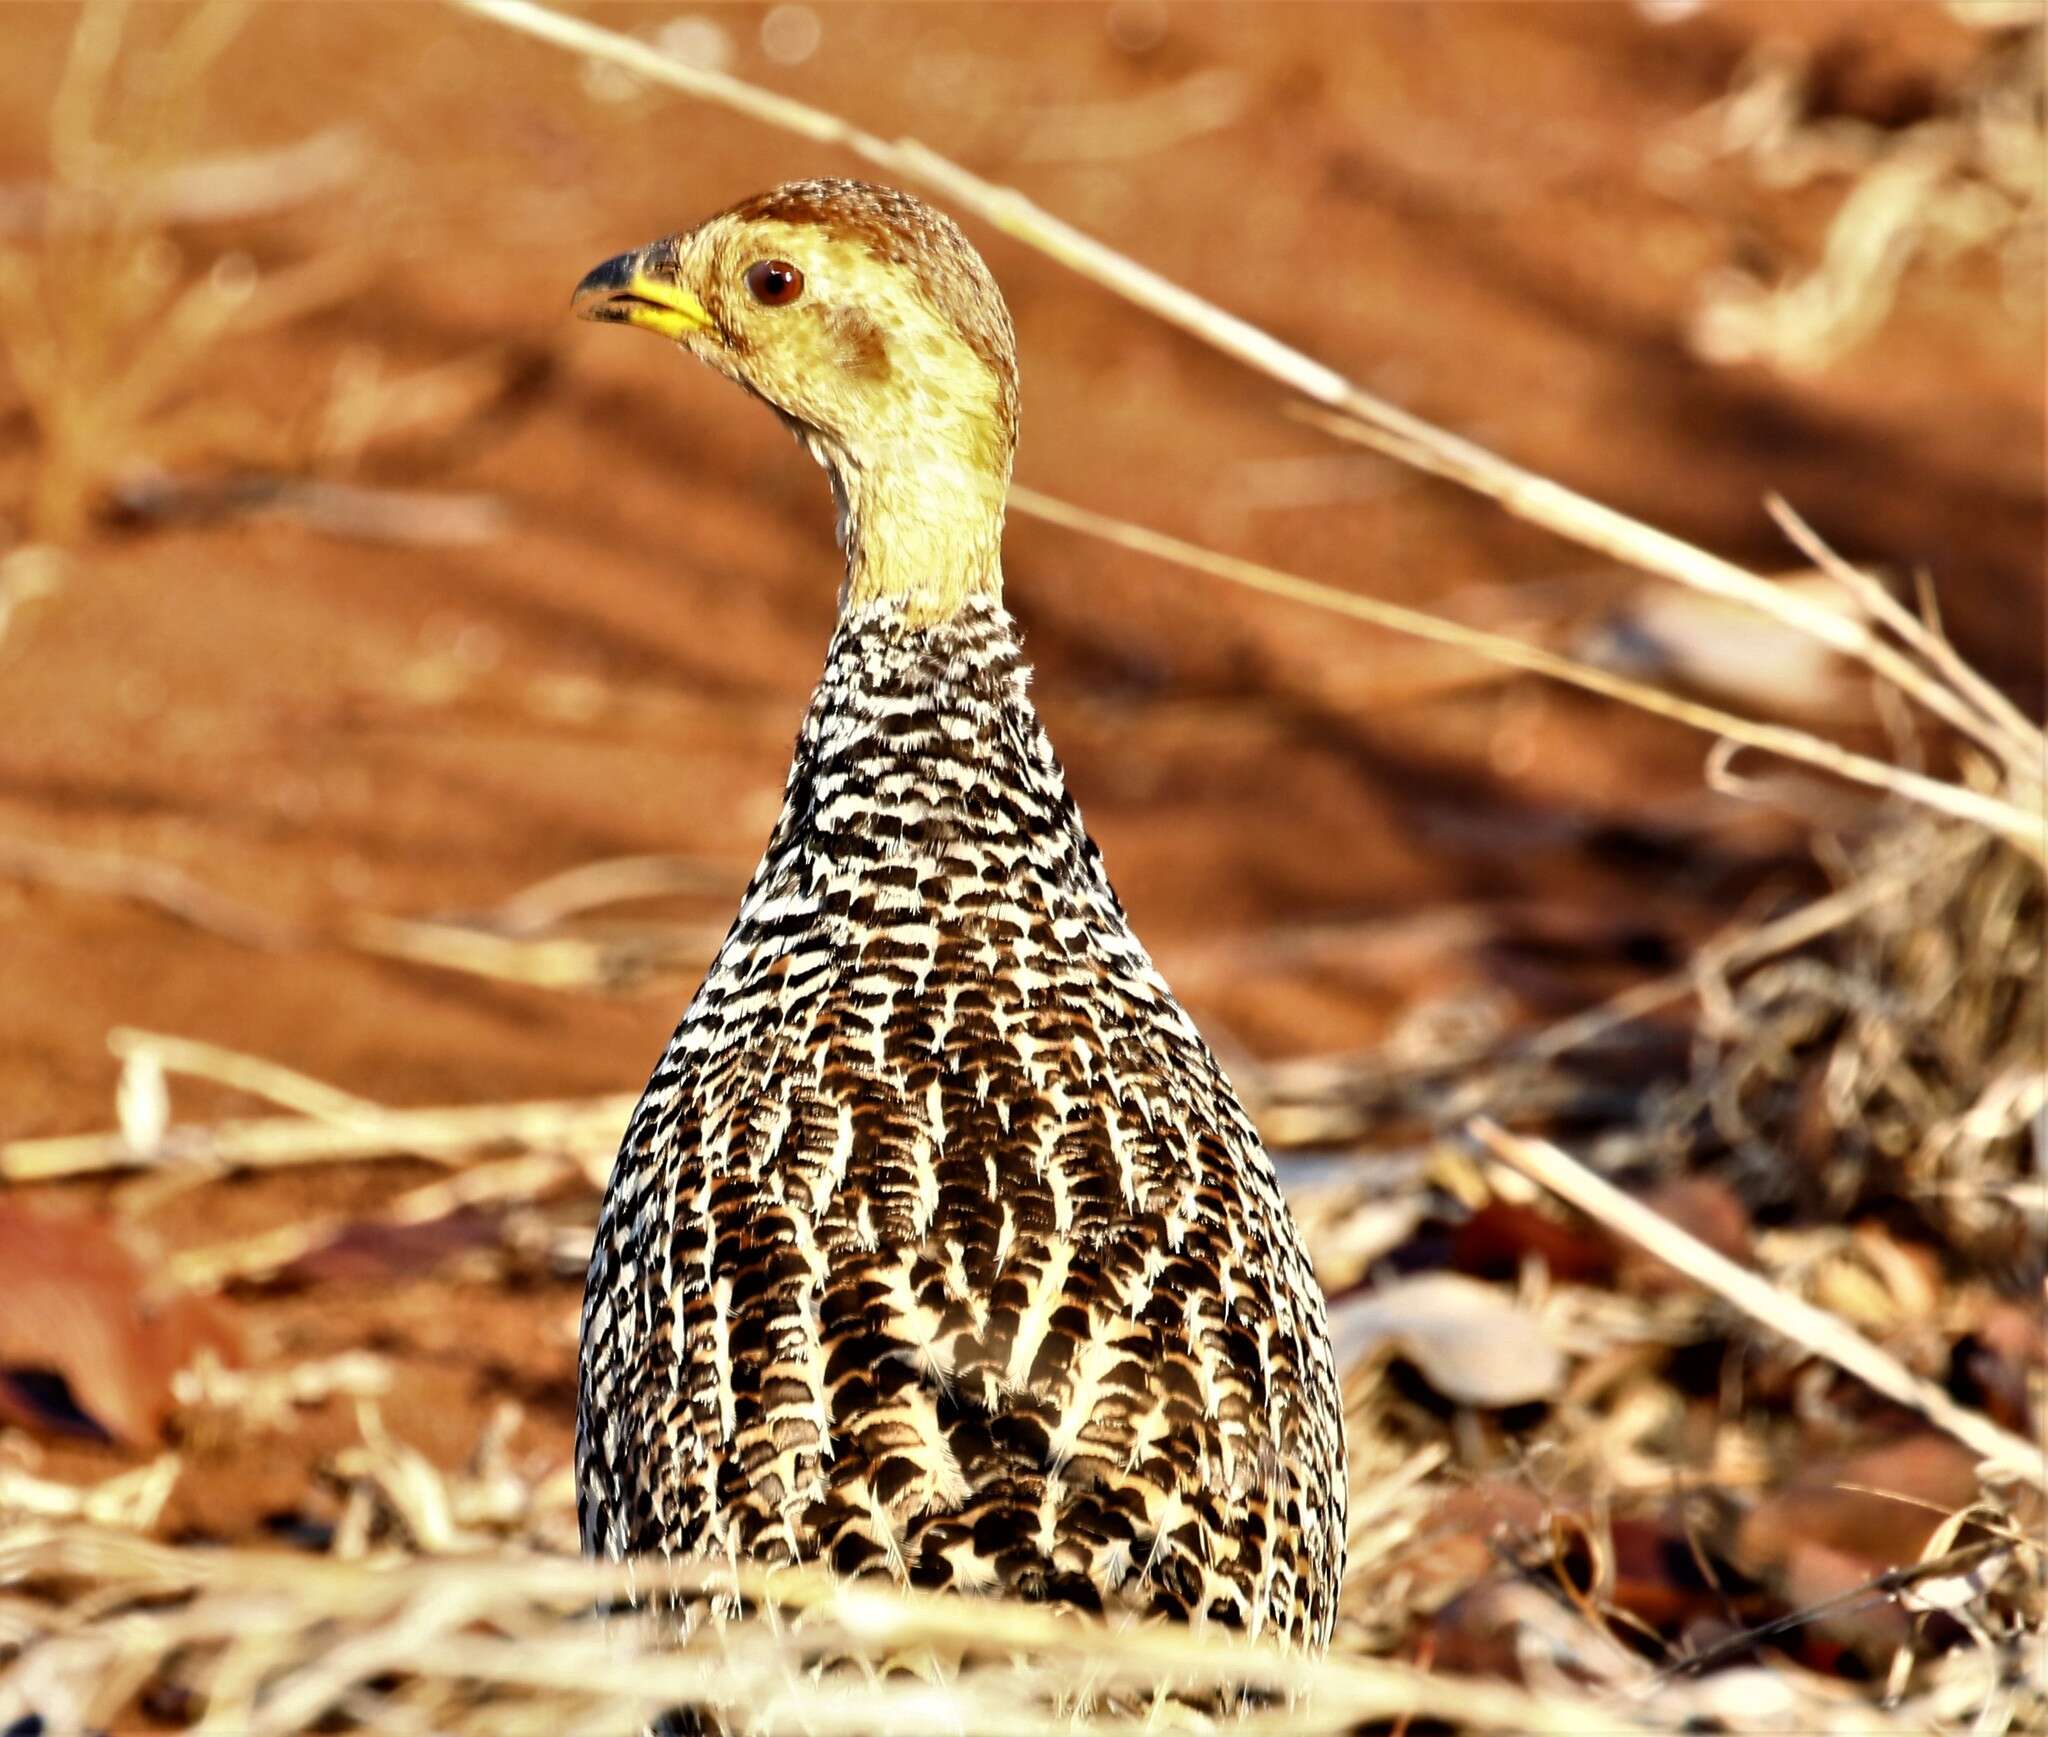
0, 1200, 239, 1445
1952, 1298, 2046, 1432
1734, 1432, 1986, 1656
1329, 1272, 1566, 1406
1451, 1199, 1615, 1285
1579, 577, 1869, 722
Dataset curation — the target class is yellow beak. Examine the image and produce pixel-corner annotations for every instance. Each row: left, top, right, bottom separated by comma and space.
573, 246, 713, 341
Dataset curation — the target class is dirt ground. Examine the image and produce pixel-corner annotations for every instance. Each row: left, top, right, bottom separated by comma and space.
0, 0, 2041, 1690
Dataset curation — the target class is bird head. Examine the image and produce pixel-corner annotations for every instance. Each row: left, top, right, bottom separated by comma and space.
575, 180, 1020, 623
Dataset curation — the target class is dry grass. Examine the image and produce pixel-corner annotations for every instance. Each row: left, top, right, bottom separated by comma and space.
1663, 14, 2046, 371
0, 834, 722, 999
1014, 485, 2043, 849
0, 1521, 1684, 1737
1473, 1119, 2041, 1489
1652, 811, 2045, 1270
0, 0, 368, 545
4, 1492, 2036, 1735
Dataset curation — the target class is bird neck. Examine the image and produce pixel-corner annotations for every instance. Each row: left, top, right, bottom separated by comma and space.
774, 596, 1091, 874
815, 437, 1009, 629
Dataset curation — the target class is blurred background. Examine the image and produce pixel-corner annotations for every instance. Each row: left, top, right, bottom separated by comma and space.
0, 2, 2041, 1730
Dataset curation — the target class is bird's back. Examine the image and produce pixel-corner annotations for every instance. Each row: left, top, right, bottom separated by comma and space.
578, 600, 1344, 1647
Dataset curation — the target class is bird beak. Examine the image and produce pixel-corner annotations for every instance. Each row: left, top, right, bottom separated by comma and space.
573, 245, 713, 341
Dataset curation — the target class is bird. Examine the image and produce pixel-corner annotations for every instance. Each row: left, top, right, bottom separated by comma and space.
571, 178, 1346, 1654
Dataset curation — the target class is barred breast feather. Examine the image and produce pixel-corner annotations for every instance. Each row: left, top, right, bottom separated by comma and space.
577, 598, 1345, 1647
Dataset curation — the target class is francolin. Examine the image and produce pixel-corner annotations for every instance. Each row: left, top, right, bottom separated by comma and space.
573, 179, 1345, 1652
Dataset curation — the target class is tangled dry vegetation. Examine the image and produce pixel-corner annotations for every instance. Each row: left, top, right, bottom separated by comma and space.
1, 4, 2043, 1735
1672, 0, 2045, 371
0, 0, 370, 549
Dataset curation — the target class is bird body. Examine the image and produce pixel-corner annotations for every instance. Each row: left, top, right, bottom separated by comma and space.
575, 180, 1345, 1650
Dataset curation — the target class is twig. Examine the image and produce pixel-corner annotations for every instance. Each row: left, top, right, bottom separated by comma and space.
0, 127, 365, 235
344, 911, 708, 992
168, 1150, 574, 1289
107, 1027, 395, 1132
454, 0, 2043, 805
1656, 1538, 2012, 1679
0, 831, 712, 990
114, 475, 507, 546
1516, 825, 1986, 1062
484, 853, 731, 935
1301, 408, 2036, 781
1765, 494, 2045, 771
0, 1092, 634, 1183
1470, 1120, 2047, 1490
1241, 842, 1967, 1143
0, 832, 303, 950
1010, 69, 1249, 164
1010, 488, 2042, 849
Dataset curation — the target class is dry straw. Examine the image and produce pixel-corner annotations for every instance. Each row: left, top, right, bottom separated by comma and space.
1471, 1120, 2045, 1492
0, 0, 368, 540
1, 1523, 1663, 1736
0, 1023, 631, 1184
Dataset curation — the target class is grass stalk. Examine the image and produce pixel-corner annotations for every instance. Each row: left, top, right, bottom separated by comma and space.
1470, 1119, 2046, 1490
1011, 488, 2042, 850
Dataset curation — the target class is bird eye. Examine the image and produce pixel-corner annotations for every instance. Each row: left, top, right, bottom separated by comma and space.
745, 259, 805, 306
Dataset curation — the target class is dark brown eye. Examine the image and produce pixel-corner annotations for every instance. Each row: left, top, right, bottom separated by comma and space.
745, 259, 805, 306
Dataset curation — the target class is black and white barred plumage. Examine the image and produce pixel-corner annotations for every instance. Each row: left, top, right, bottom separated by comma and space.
579, 600, 1344, 1645
573, 179, 1344, 1656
